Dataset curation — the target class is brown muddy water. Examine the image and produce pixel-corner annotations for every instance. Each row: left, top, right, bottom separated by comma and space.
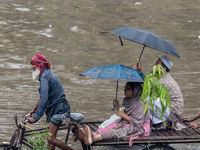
0, 0, 200, 149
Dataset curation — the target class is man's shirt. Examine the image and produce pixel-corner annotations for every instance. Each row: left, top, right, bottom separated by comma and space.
32, 68, 70, 122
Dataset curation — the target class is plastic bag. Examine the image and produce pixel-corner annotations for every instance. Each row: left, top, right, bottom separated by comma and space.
99, 114, 121, 129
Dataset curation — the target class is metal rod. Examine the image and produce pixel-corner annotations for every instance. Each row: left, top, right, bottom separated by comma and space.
113, 81, 118, 111
138, 45, 146, 61
119, 36, 123, 46
65, 123, 71, 144
116, 81, 118, 100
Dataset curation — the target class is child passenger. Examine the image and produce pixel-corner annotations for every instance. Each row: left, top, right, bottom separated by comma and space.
79, 82, 150, 146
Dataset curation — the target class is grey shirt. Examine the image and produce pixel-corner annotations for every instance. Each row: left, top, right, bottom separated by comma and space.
160, 72, 184, 129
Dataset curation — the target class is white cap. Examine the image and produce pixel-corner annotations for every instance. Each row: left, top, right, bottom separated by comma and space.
160, 55, 173, 69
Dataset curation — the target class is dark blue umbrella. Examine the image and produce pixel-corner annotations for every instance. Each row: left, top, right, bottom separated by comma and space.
80, 63, 145, 101
110, 26, 180, 60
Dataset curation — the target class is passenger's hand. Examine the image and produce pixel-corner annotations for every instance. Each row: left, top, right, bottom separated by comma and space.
181, 117, 191, 122
117, 110, 124, 117
113, 100, 119, 110
27, 117, 36, 124
188, 122, 199, 129
133, 61, 141, 71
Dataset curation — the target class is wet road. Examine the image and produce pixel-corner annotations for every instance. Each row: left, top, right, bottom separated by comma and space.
0, 0, 200, 149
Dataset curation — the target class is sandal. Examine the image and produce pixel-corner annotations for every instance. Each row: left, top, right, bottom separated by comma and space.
78, 128, 87, 144
152, 123, 172, 131
85, 125, 93, 146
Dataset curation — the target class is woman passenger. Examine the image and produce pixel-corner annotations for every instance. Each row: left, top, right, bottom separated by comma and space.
79, 82, 150, 146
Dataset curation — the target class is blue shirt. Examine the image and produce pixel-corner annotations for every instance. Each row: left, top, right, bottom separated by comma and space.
32, 68, 70, 122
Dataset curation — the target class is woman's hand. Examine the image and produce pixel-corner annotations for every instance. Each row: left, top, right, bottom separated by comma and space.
113, 100, 119, 110
117, 110, 125, 117
181, 117, 191, 122
188, 122, 199, 129
117, 110, 130, 123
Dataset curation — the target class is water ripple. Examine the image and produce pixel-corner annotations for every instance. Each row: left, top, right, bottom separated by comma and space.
15, 8, 30, 11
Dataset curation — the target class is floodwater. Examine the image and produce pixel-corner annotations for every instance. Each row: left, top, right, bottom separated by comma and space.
0, 0, 200, 149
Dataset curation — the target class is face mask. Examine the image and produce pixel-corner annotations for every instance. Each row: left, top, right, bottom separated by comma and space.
32, 67, 40, 81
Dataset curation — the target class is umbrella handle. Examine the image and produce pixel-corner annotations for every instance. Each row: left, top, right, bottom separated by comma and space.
113, 99, 118, 111
113, 105, 115, 111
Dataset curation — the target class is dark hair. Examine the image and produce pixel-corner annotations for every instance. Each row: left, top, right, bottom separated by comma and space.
161, 62, 170, 72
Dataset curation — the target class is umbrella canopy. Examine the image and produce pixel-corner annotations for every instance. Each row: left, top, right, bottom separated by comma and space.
80, 64, 146, 101
80, 63, 146, 82
110, 26, 180, 60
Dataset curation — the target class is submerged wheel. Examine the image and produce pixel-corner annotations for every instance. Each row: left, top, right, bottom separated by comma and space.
143, 144, 175, 150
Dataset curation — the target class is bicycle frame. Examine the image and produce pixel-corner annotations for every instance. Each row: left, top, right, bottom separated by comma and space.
5, 113, 77, 150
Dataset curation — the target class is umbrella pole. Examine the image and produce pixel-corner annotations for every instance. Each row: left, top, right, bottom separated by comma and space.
116, 81, 118, 100
119, 36, 123, 46
138, 45, 146, 61
113, 81, 118, 111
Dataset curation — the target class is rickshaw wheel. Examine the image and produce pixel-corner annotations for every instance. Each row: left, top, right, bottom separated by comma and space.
143, 144, 175, 150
